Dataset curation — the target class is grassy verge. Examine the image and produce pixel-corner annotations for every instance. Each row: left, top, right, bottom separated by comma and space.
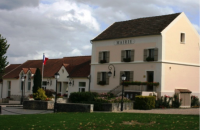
0, 113, 199, 130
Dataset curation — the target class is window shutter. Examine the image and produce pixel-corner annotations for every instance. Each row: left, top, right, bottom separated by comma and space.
154, 48, 158, 61
119, 71, 123, 84
121, 50, 125, 62
131, 50, 135, 61
130, 71, 133, 82
143, 49, 147, 61
106, 72, 109, 85
97, 72, 101, 84
106, 51, 110, 63
99, 52, 102, 63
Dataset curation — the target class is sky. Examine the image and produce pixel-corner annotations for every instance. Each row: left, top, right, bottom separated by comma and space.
0, 0, 199, 64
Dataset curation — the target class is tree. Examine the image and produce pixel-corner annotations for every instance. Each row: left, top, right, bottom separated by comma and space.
0, 34, 10, 78
33, 68, 42, 94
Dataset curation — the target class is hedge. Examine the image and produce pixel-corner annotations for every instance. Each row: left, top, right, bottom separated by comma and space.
134, 96, 155, 110
69, 92, 99, 103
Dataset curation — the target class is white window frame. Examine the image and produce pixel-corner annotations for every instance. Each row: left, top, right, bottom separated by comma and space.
180, 33, 185, 43
79, 82, 86, 92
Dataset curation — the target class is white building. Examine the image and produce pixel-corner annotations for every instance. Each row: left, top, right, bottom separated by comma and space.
1, 56, 91, 100
90, 12, 199, 106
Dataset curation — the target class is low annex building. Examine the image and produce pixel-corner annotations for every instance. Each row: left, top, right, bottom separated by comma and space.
90, 12, 199, 104
0, 56, 91, 99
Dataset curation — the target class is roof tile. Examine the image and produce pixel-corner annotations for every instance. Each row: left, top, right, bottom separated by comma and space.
92, 13, 180, 41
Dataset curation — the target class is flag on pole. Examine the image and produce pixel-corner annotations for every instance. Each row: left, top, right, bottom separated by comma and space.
43, 55, 48, 65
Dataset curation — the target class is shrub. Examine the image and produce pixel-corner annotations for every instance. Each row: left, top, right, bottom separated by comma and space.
28, 94, 33, 98
146, 57, 154, 61
45, 89, 55, 98
63, 93, 68, 97
69, 92, 99, 103
57, 93, 63, 98
33, 68, 42, 93
172, 94, 182, 108
33, 88, 47, 100
155, 95, 172, 108
98, 81, 106, 85
123, 58, 131, 62
191, 95, 199, 107
134, 96, 155, 110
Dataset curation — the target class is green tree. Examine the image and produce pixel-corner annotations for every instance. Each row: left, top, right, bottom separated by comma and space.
33, 68, 42, 93
0, 34, 10, 78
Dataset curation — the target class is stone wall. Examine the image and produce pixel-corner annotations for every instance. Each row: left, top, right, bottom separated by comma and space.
0, 98, 9, 103
56, 103, 93, 112
23, 101, 54, 110
100, 103, 133, 111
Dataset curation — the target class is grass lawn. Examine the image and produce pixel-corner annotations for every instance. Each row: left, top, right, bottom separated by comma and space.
0, 112, 199, 130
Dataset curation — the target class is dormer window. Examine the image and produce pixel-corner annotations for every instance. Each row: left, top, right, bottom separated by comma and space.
181, 33, 185, 43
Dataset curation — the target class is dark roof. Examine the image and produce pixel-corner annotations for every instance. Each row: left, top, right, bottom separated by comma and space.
3, 56, 91, 79
92, 13, 181, 41
176, 89, 192, 93
0, 64, 21, 82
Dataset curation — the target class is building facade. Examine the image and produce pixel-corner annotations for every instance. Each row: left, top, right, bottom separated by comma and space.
90, 12, 199, 103
1, 56, 91, 100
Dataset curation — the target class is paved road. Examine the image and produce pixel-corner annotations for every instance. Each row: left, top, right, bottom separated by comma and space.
1, 106, 53, 115
1, 106, 199, 115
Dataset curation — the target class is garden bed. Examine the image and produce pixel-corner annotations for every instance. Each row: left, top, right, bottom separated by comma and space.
23, 100, 54, 110
98, 102, 133, 111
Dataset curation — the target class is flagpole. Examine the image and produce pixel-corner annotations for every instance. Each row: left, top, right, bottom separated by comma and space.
42, 53, 44, 88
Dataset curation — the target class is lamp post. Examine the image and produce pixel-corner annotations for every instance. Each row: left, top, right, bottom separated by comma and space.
21, 75, 25, 105
108, 64, 115, 77
88, 75, 91, 92
67, 76, 74, 86
54, 72, 60, 113
121, 73, 126, 111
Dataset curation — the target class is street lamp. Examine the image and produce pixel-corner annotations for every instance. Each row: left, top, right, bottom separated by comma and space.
54, 72, 60, 113
88, 75, 91, 92
108, 64, 115, 77
21, 74, 25, 105
121, 73, 126, 111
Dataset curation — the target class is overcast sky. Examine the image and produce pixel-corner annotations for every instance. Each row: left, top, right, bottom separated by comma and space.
0, 0, 199, 64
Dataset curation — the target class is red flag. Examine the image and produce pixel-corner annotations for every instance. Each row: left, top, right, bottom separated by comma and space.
43, 55, 48, 65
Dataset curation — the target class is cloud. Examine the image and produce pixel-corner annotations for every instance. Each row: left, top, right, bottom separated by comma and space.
71, 48, 82, 56
0, 0, 99, 64
0, 0, 199, 64
0, 0, 39, 10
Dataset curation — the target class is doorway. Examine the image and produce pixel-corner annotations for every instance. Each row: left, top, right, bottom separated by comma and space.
147, 71, 154, 91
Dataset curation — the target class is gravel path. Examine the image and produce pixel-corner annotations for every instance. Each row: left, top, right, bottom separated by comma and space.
123, 108, 200, 115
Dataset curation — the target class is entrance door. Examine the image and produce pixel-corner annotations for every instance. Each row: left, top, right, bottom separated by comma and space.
147, 71, 154, 91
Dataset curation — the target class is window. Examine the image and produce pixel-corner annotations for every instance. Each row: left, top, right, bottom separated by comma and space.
97, 72, 109, 85
59, 82, 62, 92
79, 82, 86, 92
28, 73, 31, 91
121, 50, 134, 62
181, 33, 185, 43
99, 51, 110, 63
7, 81, 11, 97
144, 48, 158, 61
120, 71, 133, 83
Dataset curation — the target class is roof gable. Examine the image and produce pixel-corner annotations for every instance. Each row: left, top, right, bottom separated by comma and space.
3, 56, 91, 79
92, 13, 181, 41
